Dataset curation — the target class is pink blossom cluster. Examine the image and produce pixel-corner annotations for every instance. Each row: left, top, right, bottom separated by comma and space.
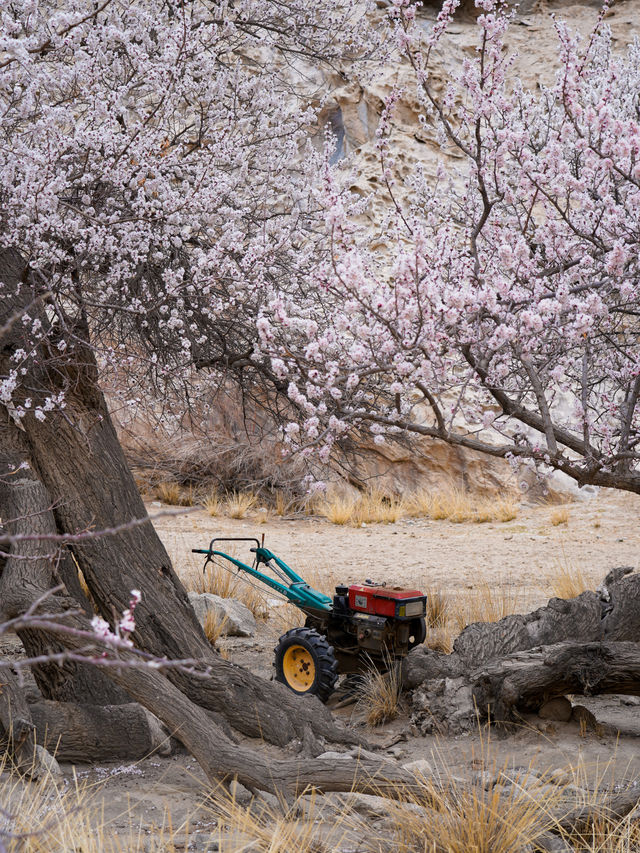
91, 589, 141, 649
0, 0, 382, 428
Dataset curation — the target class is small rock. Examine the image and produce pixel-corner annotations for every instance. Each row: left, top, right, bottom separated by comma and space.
228, 779, 252, 806
534, 832, 577, 853
548, 767, 574, 787
402, 758, 433, 778
538, 697, 573, 722
31, 745, 62, 780
571, 704, 598, 731
254, 789, 283, 813
387, 746, 403, 758
620, 695, 640, 706
188, 591, 256, 637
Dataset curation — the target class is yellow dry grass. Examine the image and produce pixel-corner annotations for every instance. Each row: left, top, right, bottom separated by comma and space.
395, 763, 562, 853
418, 583, 529, 652
547, 562, 593, 600
203, 491, 222, 517
551, 505, 571, 526
225, 491, 258, 519
404, 487, 519, 524
203, 608, 229, 645
356, 659, 402, 727
316, 489, 404, 526
2, 745, 638, 853
155, 481, 194, 507
204, 787, 359, 853
314, 485, 519, 526
451, 583, 527, 635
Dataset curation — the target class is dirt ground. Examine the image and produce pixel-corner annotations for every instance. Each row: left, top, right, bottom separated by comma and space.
156, 487, 640, 611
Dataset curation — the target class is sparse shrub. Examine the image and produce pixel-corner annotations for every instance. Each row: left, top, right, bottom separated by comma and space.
203, 609, 229, 645
225, 490, 258, 519
356, 659, 402, 727
551, 505, 570, 525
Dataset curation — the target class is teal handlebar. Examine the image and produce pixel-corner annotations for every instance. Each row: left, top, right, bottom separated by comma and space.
191, 544, 332, 611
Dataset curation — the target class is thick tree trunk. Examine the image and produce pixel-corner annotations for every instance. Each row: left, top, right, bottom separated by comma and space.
472, 641, 640, 723
0, 247, 359, 748
0, 408, 128, 706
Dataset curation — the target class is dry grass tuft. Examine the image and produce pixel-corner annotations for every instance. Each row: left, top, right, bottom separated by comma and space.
413, 583, 530, 650
405, 487, 519, 524
316, 489, 403, 526
274, 490, 291, 517
203, 609, 229, 645
452, 584, 526, 634
155, 480, 182, 505
225, 491, 258, 519
155, 481, 194, 507
203, 491, 222, 517
204, 787, 359, 853
356, 659, 403, 727
316, 493, 358, 525
397, 763, 561, 853
550, 505, 570, 526
425, 589, 449, 629
547, 562, 592, 600
355, 490, 404, 525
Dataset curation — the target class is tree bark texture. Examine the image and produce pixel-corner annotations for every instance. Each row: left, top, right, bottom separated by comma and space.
30, 700, 173, 762
0, 666, 59, 778
0, 408, 127, 706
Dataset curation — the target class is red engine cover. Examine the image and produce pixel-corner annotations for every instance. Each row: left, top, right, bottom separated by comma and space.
348, 584, 426, 620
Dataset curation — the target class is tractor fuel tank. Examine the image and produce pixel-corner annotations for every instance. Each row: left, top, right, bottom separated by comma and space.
348, 584, 426, 620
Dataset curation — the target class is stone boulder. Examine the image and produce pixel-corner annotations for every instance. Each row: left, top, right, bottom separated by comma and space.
187, 591, 256, 637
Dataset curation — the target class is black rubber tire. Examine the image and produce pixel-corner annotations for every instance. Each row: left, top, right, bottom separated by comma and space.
274, 627, 339, 702
408, 617, 427, 650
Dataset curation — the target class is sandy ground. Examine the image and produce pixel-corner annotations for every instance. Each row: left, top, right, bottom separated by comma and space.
155, 487, 640, 611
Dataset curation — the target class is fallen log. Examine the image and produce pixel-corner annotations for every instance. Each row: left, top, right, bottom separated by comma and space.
472, 641, 640, 723
29, 700, 173, 762
405, 570, 640, 734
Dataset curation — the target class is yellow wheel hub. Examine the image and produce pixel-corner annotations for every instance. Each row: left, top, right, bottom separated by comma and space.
282, 645, 316, 692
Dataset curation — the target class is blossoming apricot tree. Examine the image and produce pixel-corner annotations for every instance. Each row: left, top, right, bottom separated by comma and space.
261, 1, 640, 495
0, 0, 386, 787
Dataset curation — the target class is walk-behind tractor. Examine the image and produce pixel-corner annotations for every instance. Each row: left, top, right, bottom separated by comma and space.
192, 537, 427, 701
